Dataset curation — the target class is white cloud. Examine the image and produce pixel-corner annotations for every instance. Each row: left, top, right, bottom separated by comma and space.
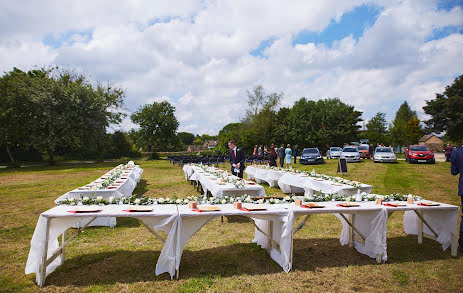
0, 0, 462, 134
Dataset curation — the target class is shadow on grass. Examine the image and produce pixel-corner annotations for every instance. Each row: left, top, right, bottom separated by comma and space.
41, 235, 459, 288
0, 161, 120, 174
133, 179, 149, 196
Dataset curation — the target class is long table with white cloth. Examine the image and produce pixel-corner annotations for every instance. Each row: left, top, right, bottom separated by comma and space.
54, 163, 143, 227
26, 198, 459, 287
277, 170, 372, 196
245, 166, 284, 188
185, 164, 266, 198
25, 204, 178, 287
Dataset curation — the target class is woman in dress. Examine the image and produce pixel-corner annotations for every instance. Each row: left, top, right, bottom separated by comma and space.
285, 144, 292, 168
268, 147, 277, 167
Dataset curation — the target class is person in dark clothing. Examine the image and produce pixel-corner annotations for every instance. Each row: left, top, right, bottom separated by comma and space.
369, 144, 374, 159
268, 147, 277, 167
445, 144, 453, 162
293, 144, 298, 164
278, 144, 285, 167
228, 139, 245, 178
450, 139, 463, 252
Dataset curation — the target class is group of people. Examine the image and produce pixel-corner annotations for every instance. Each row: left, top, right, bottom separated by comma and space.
227, 141, 299, 179
253, 144, 299, 168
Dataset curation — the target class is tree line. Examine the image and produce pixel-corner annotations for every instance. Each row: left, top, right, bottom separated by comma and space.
1, 65, 461, 165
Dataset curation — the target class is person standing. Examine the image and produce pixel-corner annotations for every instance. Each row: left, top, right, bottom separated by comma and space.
293, 144, 298, 164
253, 145, 258, 156
228, 140, 245, 178
278, 144, 285, 167
445, 143, 453, 162
285, 144, 292, 168
268, 146, 277, 167
258, 145, 263, 156
450, 139, 463, 252
264, 145, 268, 154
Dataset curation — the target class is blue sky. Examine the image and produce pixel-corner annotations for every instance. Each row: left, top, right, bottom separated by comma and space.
1, 0, 463, 134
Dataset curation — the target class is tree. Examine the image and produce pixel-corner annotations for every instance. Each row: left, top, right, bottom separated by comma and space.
390, 101, 416, 147
404, 116, 423, 145
130, 101, 179, 157
246, 84, 265, 118
423, 75, 463, 143
177, 132, 195, 145
0, 67, 125, 165
0, 68, 37, 165
365, 112, 388, 146
31, 70, 125, 163
108, 131, 132, 158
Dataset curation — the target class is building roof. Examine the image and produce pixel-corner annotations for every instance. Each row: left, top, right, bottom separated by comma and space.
419, 134, 443, 142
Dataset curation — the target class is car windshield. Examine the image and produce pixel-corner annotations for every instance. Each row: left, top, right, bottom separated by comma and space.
343, 148, 358, 152
410, 145, 429, 151
376, 148, 392, 153
357, 146, 368, 150
303, 149, 318, 154
330, 147, 342, 151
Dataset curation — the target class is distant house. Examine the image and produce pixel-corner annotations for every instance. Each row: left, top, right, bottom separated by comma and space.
186, 140, 217, 152
418, 134, 444, 152
204, 140, 217, 149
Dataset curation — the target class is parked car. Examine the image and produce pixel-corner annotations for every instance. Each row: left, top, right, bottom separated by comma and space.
404, 145, 435, 164
373, 147, 397, 163
299, 148, 325, 165
357, 145, 371, 159
326, 147, 342, 159
341, 147, 360, 162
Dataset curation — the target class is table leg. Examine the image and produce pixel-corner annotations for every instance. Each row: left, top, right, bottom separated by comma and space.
38, 217, 50, 287
451, 232, 458, 257
348, 214, 354, 248
416, 210, 423, 244
61, 230, 66, 265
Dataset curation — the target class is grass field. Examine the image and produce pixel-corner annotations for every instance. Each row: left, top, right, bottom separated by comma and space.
0, 159, 461, 292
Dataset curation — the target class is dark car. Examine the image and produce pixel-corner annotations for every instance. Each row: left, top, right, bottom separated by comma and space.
299, 148, 325, 165
404, 145, 435, 164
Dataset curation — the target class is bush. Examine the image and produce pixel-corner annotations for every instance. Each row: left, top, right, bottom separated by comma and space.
128, 150, 142, 158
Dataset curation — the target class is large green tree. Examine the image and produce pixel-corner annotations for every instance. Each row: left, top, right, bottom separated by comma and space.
404, 116, 424, 145
177, 132, 195, 146
390, 101, 416, 147
365, 112, 388, 146
131, 101, 179, 156
0, 67, 125, 164
423, 75, 463, 143
0, 68, 37, 165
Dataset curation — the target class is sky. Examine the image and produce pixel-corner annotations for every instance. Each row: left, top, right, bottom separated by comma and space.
1, 0, 462, 135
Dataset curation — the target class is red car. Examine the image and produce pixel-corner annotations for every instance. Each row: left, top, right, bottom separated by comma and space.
404, 145, 435, 164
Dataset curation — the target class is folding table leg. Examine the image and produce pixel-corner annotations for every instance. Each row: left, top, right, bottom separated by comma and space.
451, 231, 458, 257
348, 214, 354, 248
61, 230, 66, 265
38, 217, 50, 287
416, 210, 423, 244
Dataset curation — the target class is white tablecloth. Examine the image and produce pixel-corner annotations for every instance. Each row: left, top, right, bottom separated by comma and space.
278, 172, 372, 196
380, 200, 460, 251
189, 167, 266, 198
292, 201, 388, 261
245, 166, 285, 188
176, 204, 294, 273
183, 165, 195, 180
54, 165, 144, 227
25, 204, 179, 285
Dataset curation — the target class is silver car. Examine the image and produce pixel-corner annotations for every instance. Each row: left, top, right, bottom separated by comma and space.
326, 147, 342, 159
341, 147, 360, 162
374, 147, 397, 163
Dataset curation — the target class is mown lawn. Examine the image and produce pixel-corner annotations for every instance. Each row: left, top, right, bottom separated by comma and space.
0, 159, 461, 292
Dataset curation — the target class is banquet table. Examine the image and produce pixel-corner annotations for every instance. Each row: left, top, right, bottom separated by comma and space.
290, 201, 387, 264
380, 199, 459, 256
25, 204, 179, 287
188, 166, 266, 198
175, 204, 294, 275
245, 166, 285, 188
54, 165, 144, 228
277, 172, 372, 196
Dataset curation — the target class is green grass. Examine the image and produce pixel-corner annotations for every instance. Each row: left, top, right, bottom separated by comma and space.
0, 159, 461, 292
